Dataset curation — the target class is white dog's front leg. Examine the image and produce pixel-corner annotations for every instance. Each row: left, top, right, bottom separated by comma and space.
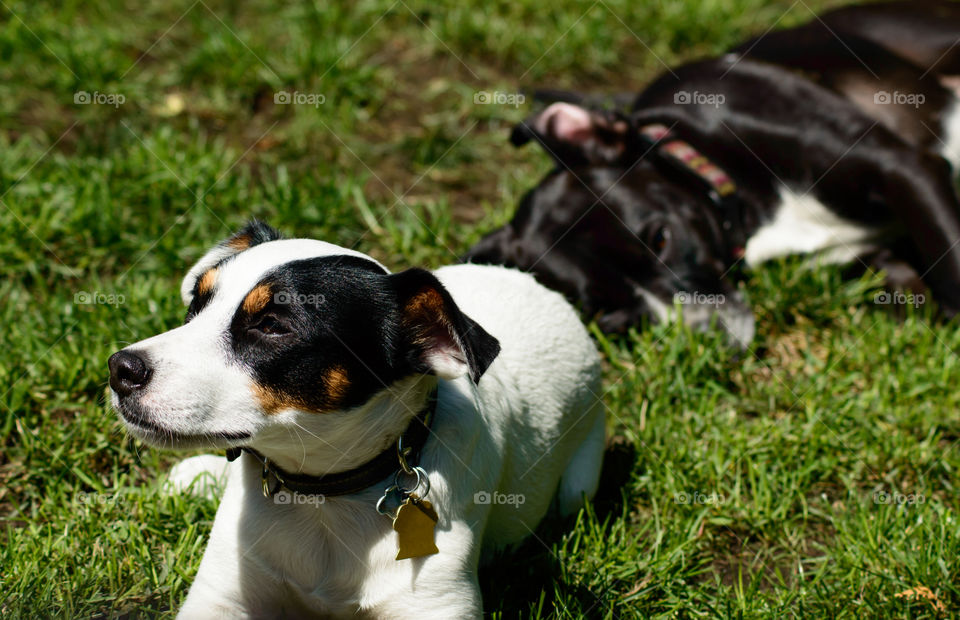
176, 520, 268, 619
178, 519, 286, 619
177, 572, 248, 620
176, 470, 282, 619
370, 574, 482, 620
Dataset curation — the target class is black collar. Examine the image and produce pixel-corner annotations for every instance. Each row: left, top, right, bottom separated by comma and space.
637, 124, 747, 260
226, 388, 438, 498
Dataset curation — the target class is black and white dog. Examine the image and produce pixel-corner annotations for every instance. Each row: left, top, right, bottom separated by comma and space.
108, 222, 604, 617
466, 1, 960, 345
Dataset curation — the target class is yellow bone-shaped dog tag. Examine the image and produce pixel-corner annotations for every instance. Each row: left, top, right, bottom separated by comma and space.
393, 498, 439, 560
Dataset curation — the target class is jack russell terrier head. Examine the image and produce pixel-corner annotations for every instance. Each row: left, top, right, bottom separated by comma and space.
109, 222, 500, 472
465, 102, 755, 347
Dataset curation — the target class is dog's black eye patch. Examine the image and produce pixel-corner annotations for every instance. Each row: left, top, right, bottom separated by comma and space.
230, 255, 397, 415
235, 283, 297, 338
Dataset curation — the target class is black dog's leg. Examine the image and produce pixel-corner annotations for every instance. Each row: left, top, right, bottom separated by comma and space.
865, 151, 960, 315
844, 246, 928, 295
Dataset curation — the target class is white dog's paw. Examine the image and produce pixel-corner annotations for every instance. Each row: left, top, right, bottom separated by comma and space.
165, 454, 231, 499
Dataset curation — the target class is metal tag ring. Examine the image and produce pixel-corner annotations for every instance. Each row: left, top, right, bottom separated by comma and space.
394, 465, 430, 498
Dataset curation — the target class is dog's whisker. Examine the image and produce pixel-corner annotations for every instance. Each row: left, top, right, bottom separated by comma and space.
286, 423, 308, 471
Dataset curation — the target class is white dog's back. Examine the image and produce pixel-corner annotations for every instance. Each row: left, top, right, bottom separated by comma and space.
433, 264, 604, 548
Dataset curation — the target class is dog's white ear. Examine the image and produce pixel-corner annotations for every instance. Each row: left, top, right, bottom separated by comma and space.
390, 269, 500, 383
180, 220, 283, 305
511, 102, 634, 167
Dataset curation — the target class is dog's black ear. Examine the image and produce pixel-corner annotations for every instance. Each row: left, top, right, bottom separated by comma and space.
390, 268, 500, 384
511, 102, 634, 167
180, 220, 283, 304
223, 220, 284, 251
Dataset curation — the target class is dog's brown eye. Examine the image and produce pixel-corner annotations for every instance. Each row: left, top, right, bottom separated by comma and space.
251, 314, 290, 336
650, 225, 670, 255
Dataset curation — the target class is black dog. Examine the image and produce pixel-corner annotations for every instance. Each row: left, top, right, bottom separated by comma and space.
465, 1, 960, 345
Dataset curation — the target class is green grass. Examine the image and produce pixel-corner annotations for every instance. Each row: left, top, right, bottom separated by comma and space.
2, 0, 959, 617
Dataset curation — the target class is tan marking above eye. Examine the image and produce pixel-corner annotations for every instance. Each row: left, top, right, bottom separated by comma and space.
226, 232, 252, 251
242, 283, 273, 315
196, 267, 219, 296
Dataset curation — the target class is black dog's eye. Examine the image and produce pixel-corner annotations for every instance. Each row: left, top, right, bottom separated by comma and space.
650, 225, 671, 256
250, 314, 291, 336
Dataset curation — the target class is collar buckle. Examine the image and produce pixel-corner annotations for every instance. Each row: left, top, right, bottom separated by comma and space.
397, 440, 415, 475
261, 459, 284, 498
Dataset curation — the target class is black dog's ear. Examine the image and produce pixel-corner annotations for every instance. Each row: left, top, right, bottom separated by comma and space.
390, 268, 500, 384
181, 220, 283, 305
461, 225, 513, 266
511, 102, 635, 167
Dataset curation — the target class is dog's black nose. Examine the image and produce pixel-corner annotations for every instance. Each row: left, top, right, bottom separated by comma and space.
108, 350, 152, 397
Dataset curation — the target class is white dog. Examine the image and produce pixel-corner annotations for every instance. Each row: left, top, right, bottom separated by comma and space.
109, 222, 604, 618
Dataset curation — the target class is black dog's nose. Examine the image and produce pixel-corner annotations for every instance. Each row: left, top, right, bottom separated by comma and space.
108, 350, 152, 397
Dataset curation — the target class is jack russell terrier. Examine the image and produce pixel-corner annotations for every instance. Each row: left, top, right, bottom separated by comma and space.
108, 221, 605, 618
466, 1, 960, 346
